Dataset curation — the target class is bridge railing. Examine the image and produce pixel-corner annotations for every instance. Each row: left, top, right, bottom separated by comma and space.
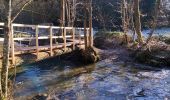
0, 22, 92, 65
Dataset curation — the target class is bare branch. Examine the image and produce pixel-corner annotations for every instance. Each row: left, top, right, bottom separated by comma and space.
11, 0, 33, 22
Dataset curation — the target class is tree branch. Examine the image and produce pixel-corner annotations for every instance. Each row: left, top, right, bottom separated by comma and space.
11, 0, 33, 22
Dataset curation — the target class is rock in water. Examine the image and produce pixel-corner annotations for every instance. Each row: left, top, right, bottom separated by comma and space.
79, 47, 100, 64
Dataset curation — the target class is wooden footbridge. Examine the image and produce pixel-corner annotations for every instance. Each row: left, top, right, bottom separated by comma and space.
0, 22, 93, 65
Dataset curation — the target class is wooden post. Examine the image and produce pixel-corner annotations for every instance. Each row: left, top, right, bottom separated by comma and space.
79, 29, 82, 44
11, 25, 15, 65
72, 28, 75, 50
49, 26, 53, 56
35, 25, 39, 59
63, 28, 66, 51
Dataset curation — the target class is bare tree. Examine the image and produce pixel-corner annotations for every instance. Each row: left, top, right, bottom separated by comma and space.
121, 0, 129, 45
134, 0, 143, 44
1, 0, 12, 99
1, 0, 32, 99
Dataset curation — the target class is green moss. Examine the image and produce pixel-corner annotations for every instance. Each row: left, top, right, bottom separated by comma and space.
95, 31, 124, 39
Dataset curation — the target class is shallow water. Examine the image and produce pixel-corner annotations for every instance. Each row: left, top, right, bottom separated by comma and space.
126, 28, 170, 38
14, 58, 170, 100
142, 28, 170, 37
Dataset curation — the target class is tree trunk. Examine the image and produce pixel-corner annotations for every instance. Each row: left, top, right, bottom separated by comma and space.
60, 0, 65, 37
84, 1, 89, 49
146, 0, 161, 43
88, 0, 93, 47
134, 0, 143, 44
122, 0, 129, 45
1, 0, 12, 99
60, 0, 65, 27
70, 0, 76, 27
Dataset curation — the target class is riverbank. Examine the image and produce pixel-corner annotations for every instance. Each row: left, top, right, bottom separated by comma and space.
94, 31, 170, 67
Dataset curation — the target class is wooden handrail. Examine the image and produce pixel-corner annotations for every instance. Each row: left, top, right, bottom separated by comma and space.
0, 35, 85, 42
0, 22, 93, 65
0, 22, 90, 29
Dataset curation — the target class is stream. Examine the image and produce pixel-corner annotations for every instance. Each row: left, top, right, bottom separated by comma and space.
13, 57, 170, 100
13, 28, 170, 100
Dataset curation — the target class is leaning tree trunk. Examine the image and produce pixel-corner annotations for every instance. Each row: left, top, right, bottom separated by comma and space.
1, 0, 12, 99
134, 0, 143, 44
146, 0, 161, 43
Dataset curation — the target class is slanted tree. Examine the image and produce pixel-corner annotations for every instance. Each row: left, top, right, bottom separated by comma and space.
146, 0, 161, 43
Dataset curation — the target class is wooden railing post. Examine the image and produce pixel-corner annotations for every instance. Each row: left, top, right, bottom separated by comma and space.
72, 28, 75, 50
49, 26, 53, 56
35, 25, 39, 59
63, 27, 66, 52
79, 29, 82, 44
11, 25, 15, 65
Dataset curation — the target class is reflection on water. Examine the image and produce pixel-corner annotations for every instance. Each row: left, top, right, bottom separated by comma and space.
14, 58, 170, 100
